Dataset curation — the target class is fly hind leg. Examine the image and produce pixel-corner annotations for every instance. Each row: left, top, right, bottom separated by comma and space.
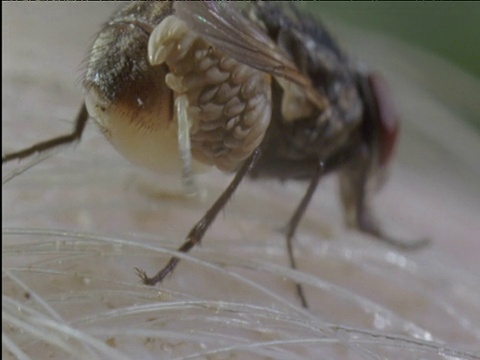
2, 103, 88, 164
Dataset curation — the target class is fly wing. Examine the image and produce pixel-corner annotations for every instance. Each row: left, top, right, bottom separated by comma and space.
173, 1, 329, 110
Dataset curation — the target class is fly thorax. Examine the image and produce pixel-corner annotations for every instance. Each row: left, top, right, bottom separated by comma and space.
275, 77, 317, 122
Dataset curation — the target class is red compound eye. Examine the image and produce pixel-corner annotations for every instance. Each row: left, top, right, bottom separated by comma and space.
368, 73, 400, 167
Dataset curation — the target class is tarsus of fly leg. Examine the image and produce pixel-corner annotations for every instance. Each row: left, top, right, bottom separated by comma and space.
136, 148, 262, 286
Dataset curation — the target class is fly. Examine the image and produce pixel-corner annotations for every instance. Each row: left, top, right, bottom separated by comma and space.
2, 1, 428, 308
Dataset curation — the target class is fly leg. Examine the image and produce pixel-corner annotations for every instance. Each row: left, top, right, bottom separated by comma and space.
282, 161, 325, 308
282, 146, 360, 308
339, 149, 429, 250
2, 103, 89, 163
136, 148, 261, 286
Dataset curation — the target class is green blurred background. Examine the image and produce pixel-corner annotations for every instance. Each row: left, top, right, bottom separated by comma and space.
306, 2, 480, 81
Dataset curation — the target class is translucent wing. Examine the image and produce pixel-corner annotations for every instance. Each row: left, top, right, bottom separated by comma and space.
173, 1, 329, 110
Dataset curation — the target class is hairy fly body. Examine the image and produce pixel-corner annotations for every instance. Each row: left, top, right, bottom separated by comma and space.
2, 1, 427, 307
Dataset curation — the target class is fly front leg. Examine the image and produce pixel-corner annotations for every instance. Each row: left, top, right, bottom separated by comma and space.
2, 103, 89, 164
136, 148, 261, 286
338, 150, 429, 250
